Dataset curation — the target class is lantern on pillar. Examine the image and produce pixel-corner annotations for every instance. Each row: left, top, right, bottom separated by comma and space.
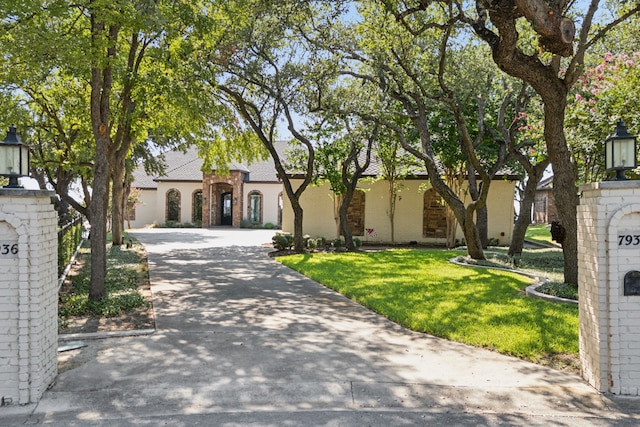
0, 126, 30, 188
605, 120, 637, 181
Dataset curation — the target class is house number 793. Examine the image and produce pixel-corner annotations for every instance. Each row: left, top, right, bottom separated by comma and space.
618, 235, 640, 246
1, 243, 18, 255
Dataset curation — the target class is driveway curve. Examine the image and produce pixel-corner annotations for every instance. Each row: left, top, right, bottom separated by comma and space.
2, 228, 638, 426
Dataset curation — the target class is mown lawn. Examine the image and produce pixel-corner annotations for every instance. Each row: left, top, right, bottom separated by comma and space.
278, 249, 578, 370
525, 224, 555, 245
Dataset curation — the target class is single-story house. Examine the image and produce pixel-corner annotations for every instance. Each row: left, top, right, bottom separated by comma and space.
281, 175, 516, 246
130, 144, 517, 246
128, 146, 283, 229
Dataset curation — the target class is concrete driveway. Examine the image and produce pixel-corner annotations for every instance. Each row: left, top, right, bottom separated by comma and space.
1, 228, 639, 426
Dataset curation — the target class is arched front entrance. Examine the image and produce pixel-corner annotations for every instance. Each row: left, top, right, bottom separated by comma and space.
202, 170, 247, 228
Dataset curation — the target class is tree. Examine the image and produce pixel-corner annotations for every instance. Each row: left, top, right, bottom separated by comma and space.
374, 123, 422, 243
190, 1, 345, 252
386, 0, 640, 285
466, 0, 640, 284
336, 2, 512, 259
567, 52, 640, 183
1, 1, 229, 299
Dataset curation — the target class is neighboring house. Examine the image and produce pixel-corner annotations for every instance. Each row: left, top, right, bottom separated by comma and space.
533, 176, 557, 224
128, 146, 283, 229
281, 170, 517, 246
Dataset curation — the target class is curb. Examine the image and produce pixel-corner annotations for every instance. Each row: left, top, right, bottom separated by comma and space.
58, 328, 156, 342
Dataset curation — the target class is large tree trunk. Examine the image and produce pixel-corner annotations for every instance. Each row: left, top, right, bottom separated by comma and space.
89, 133, 110, 301
290, 198, 304, 252
544, 100, 579, 285
339, 191, 355, 251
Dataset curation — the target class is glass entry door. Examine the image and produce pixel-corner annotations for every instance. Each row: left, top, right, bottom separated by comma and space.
221, 192, 232, 225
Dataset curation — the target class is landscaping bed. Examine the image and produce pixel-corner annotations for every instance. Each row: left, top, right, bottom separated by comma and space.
58, 237, 155, 334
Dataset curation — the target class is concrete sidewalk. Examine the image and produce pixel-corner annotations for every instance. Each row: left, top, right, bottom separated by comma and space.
1, 228, 639, 426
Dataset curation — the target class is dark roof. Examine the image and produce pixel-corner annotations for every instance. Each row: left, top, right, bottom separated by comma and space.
131, 143, 285, 189
537, 176, 553, 191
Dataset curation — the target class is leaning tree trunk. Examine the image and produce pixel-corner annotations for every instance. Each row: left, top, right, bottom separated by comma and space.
544, 100, 579, 285
509, 157, 550, 260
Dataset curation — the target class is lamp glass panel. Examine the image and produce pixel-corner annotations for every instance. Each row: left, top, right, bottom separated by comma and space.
20, 145, 29, 176
606, 138, 614, 169
613, 138, 636, 168
0, 144, 19, 175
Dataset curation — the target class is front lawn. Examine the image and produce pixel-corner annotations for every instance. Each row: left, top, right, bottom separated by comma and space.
278, 249, 579, 371
525, 224, 555, 245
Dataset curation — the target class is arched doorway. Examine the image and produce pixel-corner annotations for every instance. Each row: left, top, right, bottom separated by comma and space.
221, 192, 233, 225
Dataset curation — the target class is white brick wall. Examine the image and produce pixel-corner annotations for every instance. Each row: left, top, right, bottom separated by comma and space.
579, 181, 640, 395
0, 190, 57, 405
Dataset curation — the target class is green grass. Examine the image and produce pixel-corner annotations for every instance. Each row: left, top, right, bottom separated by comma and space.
59, 236, 149, 327
278, 249, 578, 368
525, 224, 555, 245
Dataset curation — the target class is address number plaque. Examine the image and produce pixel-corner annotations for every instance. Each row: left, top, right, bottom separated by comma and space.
618, 234, 640, 247
0, 242, 19, 256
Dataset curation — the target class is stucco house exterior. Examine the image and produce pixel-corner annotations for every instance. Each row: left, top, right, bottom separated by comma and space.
128, 146, 283, 229
130, 145, 517, 246
281, 174, 516, 246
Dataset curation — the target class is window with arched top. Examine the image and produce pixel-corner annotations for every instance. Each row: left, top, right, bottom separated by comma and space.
423, 188, 447, 238
166, 189, 181, 222
192, 190, 203, 223
248, 191, 263, 224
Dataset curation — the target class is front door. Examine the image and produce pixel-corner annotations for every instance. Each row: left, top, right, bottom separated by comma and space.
221, 192, 232, 225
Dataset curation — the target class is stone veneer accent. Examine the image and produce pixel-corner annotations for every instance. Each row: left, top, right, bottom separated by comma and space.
0, 189, 58, 405
578, 180, 640, 395
202, 171, 245, 228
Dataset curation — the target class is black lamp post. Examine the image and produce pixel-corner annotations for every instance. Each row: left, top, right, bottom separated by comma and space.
605, 120, 637, 181
0, 126, 30, 188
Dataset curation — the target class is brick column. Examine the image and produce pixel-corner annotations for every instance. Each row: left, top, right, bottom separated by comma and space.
0, 189, 57, 405
578, 181, 640, 395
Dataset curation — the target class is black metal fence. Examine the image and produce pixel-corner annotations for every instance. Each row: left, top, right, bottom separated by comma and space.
58, 217, 83, 276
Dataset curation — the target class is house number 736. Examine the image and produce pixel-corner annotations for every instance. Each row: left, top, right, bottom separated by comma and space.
1, 243, 19, 255
619, 235, 640, 246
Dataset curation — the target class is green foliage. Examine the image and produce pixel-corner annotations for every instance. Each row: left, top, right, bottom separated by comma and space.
58, 238, 148, 324
58, 219, 83, 276
331, 238, 344, 248
272, 232, 294, 251
536, 282, 579, 300
567, 52, 640, 183
279, 249, 578, 365
353, 237, 362, 248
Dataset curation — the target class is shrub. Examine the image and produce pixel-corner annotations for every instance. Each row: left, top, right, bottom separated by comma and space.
264, 222, 275, 229
272, 232, 294, 251
306, 238, 317, 250
353, 237, 362, 248
332, 238, 344, 248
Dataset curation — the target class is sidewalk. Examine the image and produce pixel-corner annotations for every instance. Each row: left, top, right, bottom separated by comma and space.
1, 228, 638, 426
